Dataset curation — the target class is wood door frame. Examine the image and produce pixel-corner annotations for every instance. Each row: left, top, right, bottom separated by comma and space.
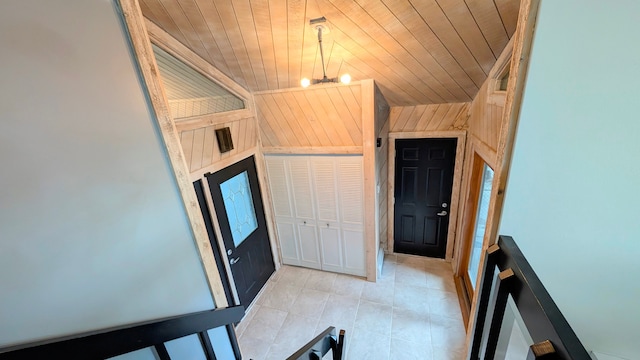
387, 131, 466, 261
452, 138, 496, 324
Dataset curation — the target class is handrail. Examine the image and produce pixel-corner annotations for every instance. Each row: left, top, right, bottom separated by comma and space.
0, 306, 244, 360
468, 236, 591, 359
287, 326, 345, 360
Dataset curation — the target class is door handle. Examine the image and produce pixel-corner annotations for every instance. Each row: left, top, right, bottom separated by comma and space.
229, 257, 240, 265
436, 210, 448, 217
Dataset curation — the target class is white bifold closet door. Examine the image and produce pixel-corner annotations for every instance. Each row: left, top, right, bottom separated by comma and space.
265, 155, 365, 277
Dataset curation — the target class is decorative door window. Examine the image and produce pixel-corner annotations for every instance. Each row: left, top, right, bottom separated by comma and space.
219, 171, 258, 247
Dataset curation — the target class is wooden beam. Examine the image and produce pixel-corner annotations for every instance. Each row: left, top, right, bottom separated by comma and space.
117, 0, 228, 307
361, 80, 377, 282
261, 146, 364, 155
174, 112, 256, 132
464, 0, 541, 353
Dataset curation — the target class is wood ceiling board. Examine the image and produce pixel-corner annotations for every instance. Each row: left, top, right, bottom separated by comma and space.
156, 0, 207, 61
191, 0, 246, 86
212, 1, 258, 90
494, 0, 520, 40
435, 0, 497, 75
269, 1, 291, 88
331, 42, 424, 106
465, 0, 510, 57
141, 0, 520, 106
324, 0, 451, 103
378, 0, 479, 98
175, 0, 227, 75
233, 0, 269, 90
249, 0, 280, 90
286, 0, 306, 89
407, 0, 489, 86
254, 96, 288, 147
140, 0, 189, 47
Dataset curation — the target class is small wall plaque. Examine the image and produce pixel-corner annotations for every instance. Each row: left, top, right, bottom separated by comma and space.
215, 127, 234, 153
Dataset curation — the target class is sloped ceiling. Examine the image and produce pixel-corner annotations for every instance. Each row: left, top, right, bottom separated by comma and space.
140, 0, 520, 106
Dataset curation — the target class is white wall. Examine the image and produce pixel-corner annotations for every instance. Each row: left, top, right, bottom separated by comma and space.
499, 1, 640, 358
0, 1, 214, 348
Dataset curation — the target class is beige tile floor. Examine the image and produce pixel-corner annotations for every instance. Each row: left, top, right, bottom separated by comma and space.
235, 254, 466, 360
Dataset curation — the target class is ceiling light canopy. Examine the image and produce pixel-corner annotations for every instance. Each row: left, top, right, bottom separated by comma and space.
301, 17, 351, 88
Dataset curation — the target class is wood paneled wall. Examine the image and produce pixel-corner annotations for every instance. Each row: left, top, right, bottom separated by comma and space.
179, 117, 258, 174
467, 80, 505, 152
389, 102, 470, 133
374, 85, 390, 259
467, 38, 513, 154
255, 83, 363, 150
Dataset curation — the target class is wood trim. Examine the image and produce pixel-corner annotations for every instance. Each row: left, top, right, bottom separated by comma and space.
252, 80, 365, 95
454, 275, 472, 326
386, 130, 467, 262
465, 0, 541, 352
175, 112, 255, 132
261, 146, 364, 155
361, 79, 378, 282
200, 176, 241, 306
189, 147, 258, 182
253, 143, 282, 272
452, 138, 497, 274
118, 0, 228, 307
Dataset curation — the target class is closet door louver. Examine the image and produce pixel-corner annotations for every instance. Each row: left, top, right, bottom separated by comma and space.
312, 159, 343, 273
265, 155, 365, 276
265, 157, 300, 266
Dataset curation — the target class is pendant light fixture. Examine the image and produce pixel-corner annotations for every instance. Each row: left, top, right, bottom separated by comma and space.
301, 17, 351, 88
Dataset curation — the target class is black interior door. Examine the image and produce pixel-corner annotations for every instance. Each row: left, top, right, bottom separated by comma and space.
394, 138, 457, 258
206, 156, 275, 306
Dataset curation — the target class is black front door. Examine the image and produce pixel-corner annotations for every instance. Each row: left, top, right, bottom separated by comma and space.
394, 138, 457, 258
206, 156, 275, 306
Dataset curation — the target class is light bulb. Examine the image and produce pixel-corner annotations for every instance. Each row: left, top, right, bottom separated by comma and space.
301, 78, 311, 88
340, 73, 351, 85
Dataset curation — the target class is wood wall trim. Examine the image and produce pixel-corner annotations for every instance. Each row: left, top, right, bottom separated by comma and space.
252, 81, 365, 95
361, 80, 378, 282
189, 147, 257, 182
175, 112, 256, 133
261, 146, 364, 155
118, 0, 228, 307
200, 176, 241, 306
253, 140, 282, 272
386, 130, 467, 262
464, 0, 541, 352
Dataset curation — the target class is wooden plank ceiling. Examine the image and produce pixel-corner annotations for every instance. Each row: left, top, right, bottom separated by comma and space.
140, 0, 520, 106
